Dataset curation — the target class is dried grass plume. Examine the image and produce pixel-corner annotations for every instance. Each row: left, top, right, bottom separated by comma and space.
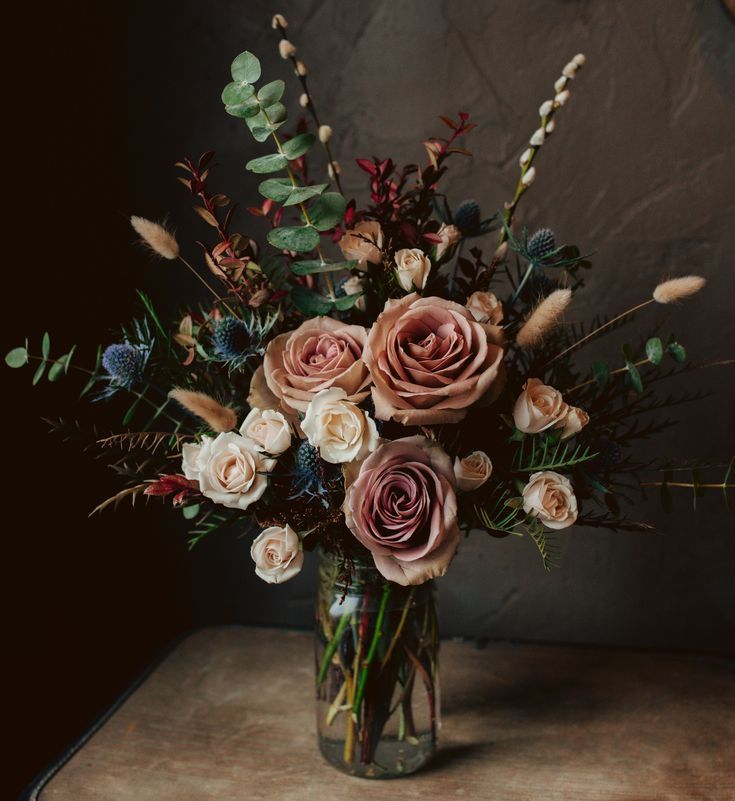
653, 275, 706, 304
169, 389, 237, 433
516, 288, 572, 349
130, 216, 180, 260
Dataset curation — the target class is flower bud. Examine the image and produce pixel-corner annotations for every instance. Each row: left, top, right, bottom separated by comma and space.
278, 39, 296, 59
299, 92, 309, 108
545, 119, 556, 134
328, 161, 341, 179
572, 53, 586, 67
318, 124, 333, 143
272, 13, 287, 29
554, 76, 568, 93
554, 89, 571, 106
521, 166, 536, 187
295, 60, 308, 76
538, 99, 554, 117
529, 127, 546, 146
519, 147, 532, 167
494, 241, 509, 261
562, 61, 578, 79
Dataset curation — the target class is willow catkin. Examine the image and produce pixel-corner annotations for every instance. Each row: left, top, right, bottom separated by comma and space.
169, 389, 237, 433
130, 216, 179, 260
516, 289, 572, 349
652, 275, 706, 304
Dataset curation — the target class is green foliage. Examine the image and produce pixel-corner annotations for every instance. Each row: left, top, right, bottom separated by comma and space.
283, 184, 328, 206
474, 488, 526, 536
282, 133, 316, 160
5, 346, 28, 368
645, 337, 663, 366
666, 335, 686, 363
527, 518, 560, 571
256, 79, 285, 106
267, 225, 320, 253
290, 259, 356, 275
246, 154, 288, 174
592, 360, 609, 389
230, 51, 261, 84
290, 285, 334, 316
259, 177, 294, 201
5, 335, 77, 385
514, 434, 597, 472
307, 192, 347, 231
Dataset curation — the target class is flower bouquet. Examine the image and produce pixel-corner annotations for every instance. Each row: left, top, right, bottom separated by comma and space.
7, 11, 732, 779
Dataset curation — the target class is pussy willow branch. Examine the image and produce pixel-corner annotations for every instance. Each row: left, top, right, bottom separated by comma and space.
272, 19, 344, 194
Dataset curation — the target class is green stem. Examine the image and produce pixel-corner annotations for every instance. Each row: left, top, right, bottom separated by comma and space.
352, 582, 391, 715
317, 608, 351, 685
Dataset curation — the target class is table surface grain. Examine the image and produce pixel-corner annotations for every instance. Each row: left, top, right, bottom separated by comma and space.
32, 626, 735, 801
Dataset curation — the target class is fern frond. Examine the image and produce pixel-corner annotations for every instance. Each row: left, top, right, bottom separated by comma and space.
514, 435, 597, 472
188, 509, 236, 549
528, 520, 560, 570
97, 431, 189, 454
89, 483, 147, 516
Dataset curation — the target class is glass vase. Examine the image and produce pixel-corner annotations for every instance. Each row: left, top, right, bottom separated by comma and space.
314, 550, 439, 778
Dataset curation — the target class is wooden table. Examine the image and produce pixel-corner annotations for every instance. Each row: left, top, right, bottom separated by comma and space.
28, 627, 735, 800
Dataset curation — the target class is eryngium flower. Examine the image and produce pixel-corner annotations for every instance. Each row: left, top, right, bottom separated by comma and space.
102, 343, 146, 388
527, 228, 556, 262
453, 200, 481, 236
212, 317, 251, 361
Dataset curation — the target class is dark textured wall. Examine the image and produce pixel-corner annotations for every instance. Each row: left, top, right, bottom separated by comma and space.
7, 0, 735, 795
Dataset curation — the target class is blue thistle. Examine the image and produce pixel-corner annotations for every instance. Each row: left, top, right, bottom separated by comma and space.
291, 440, 340, 507
453, 200, 481, 236
102, 343, 147, 389
527, 228, 557, 263
212, 317, 252, 361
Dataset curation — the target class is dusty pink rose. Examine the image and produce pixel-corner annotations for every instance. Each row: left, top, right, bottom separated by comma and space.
364, 293, 506, 425
251, 317, 371, 415
338, 221, 384, 270
343, 436, 460, 586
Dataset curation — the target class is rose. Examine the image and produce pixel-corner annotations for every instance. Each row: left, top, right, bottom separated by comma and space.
343, 436, 460, 586
250, 525, 303, 584
250, 317, 372, 416
394, 248, 431, 292
435, 223, 461, 259
512, 378, 569, 434
522, 470, 578, 529
338, 221, 384, 270
301, 388, 379, 464
466, 291, 504, 325
240, 408, 292, 455
198, 432, 275, 510
181, 436, 212, 482
453, 450, 493, 492
341, 275, 366, 311
364, 293, 506, 425
559, 406, 590, 440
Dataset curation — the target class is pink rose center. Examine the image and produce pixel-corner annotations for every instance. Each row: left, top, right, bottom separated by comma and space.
286, 333, 361, 377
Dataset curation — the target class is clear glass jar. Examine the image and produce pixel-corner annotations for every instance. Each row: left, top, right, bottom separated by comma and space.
314, 549, 439, 778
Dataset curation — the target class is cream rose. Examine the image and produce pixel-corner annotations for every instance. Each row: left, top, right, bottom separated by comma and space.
453, 450, 493, 492
394, 248, 431, 292
240, 408, 292, 455
301, 388, 379, 464
513, 378, 568, 434
522, 470, 578, 529
198, 432, 276, 510
250, 317, 372, 415
559, 406, 590, 440
364, 293, 506, 425
250, 525, 303, 584
181, 436, 212, 481
338, 221, 384, 270
435, 223, 461, 259
467, 291, 504, 325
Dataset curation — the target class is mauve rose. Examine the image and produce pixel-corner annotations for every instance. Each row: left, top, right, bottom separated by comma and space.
343, 436, 460, 586
338, 221, 384, 270
364, 294, 506, 425
250, 317, 372, 415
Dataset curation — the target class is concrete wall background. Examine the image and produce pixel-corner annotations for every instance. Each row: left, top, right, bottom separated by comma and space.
121, 0, 735, 650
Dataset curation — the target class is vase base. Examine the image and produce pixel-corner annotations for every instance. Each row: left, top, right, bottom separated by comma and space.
318, 733, 436, 779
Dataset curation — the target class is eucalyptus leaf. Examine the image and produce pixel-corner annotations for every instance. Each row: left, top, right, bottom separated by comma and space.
182, 504, 200, 520
42, 332, 51, 359
48, 360, 65, 382
307, 192, 347, 231
282, 133, 316, 160
258, 177, 293, 202
225, 98, 261, 119
267, 225, 320, 253
5, 347, 28, 368
333, 292, 364, 311
221, 81, 256, 106
645, 337, 663, 365
290, 285, 334, 316
257, 79, 285, 106
246, 153, 288, 174
290, 259, 355, 276
230, 51, 261, 84
264, 102, 287, 125
283, 183, 328, 206
32, 360, 46, 385
625, 360, 643, 393
668, 341, 687, 363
